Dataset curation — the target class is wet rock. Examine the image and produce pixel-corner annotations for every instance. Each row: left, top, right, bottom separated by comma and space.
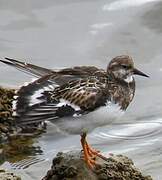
42, 151, 153, 180
0, 87, 15, 143
0, 168, 21, 180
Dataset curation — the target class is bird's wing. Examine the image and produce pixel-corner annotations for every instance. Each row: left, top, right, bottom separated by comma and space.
14, 75, 108, 125
0, 57, 106, 84
47, 66, 106, 85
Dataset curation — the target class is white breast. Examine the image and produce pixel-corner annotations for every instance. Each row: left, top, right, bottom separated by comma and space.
52, 102, 124, 135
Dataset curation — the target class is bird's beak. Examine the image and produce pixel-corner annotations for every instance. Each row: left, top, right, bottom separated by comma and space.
133, 68, 149, 78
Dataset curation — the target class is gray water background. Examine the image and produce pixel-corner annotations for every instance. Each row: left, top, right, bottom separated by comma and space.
0, 0, 162, 179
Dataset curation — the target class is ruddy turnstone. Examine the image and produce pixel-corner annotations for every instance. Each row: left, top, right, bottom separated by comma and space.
0, 55, 149, 169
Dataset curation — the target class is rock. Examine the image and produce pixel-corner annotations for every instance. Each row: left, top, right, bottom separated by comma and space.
0, 168, 21, 180
0, 86, 47, 177
42, 151, 153, 180
0, 87, 15, 121
0, 86, 46, 143
0, 87, 15, 143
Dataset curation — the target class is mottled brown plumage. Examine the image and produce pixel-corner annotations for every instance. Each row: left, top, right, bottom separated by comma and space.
0, 55, 148, 125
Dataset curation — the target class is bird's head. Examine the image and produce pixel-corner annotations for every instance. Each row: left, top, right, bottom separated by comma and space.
107, 55, 149, 83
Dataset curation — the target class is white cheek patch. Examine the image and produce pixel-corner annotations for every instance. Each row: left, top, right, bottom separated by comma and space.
124, 76, 133, 83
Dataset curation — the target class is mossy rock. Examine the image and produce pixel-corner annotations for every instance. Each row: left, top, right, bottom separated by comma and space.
42, 151, 153, 180
0, 87, 16, 142
0, 87, 15, 123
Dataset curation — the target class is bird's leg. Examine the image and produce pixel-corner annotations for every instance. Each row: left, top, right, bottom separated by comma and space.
80, 132, 96, 169
85, 142, 108, 161
80, 132, 108, 169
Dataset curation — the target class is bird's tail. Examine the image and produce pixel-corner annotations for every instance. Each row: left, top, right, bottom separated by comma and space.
0, 57, 82, 85
0, 57, 53, 78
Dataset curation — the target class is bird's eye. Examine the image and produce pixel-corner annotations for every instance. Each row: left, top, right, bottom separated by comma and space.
121, 65, 128, 69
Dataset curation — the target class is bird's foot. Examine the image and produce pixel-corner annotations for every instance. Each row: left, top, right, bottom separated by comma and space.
80, 132, 108, 170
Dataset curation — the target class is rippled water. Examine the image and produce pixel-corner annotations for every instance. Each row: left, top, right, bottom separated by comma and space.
1, 0, 162, 179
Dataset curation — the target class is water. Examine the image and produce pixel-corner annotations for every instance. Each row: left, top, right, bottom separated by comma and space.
1, 0, 162, 179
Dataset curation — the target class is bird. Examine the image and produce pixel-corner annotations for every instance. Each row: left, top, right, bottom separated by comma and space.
0, 55, 149, 169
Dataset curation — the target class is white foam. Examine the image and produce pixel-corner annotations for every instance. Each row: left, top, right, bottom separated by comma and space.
103, 0, 160, 11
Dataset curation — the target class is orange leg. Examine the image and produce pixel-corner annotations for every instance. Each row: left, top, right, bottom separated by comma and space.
86, 142, 108, 161
80, 132, 108, 169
